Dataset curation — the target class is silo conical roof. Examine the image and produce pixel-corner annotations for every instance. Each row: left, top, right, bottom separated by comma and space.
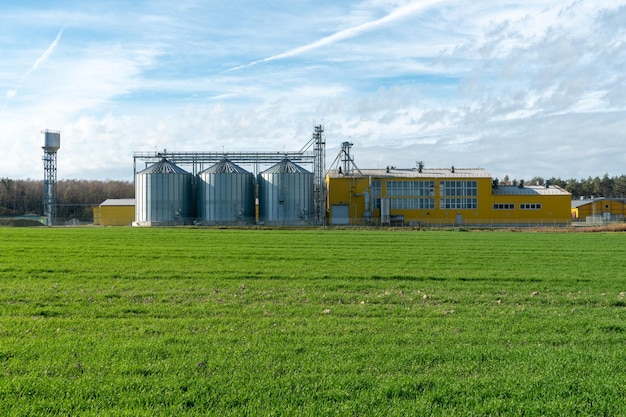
262, 158, 310, 174
138, 158, 189, 174
200, 159, 250, 175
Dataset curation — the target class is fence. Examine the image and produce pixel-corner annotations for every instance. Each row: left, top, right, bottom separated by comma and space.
330, 217, 572, 229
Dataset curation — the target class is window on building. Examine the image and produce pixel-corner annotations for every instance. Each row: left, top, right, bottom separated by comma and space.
493, 203, 515, 210
440, 180, 478, 196
520, 203, 542, 210
438, 181, 478, 209
440, 198, 478, 209
386, 181, 434, 197
371, 181, 381, 197
390, 198, 435, 210
371, 181, 382, 210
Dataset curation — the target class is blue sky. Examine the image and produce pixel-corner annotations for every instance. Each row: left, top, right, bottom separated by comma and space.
2, 0, 625, 181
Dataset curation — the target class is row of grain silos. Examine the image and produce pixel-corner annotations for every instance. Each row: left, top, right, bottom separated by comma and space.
134, 158, 314, 226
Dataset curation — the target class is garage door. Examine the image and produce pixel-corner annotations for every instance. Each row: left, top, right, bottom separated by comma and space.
331, 204, 350, 225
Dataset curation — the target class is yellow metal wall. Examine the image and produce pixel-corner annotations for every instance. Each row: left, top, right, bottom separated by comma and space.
327, 177, 370, 222
572, 200, 626, 221
327, 175, 571, 226
93, 207, 101, 225
489, 193, 572, 225
96, 205, 135, 226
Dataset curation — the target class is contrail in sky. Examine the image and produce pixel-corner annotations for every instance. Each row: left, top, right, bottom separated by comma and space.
4, 25, 67, 106
227, 0, 445, 72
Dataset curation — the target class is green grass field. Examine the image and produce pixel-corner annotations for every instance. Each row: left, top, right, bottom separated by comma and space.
1, 227, 625, 416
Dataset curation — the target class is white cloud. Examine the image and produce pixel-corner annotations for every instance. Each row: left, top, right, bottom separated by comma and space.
228, 0, 447, 71
1, 0, 626, 182
2, 26, 66, 109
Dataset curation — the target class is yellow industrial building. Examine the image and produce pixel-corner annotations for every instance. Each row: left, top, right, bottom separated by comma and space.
99, 172, 572, 227
326, 167, 571, 227
123, 137, 575, 227
93, 199, 135, 226
571, 198, 626, 223
94, 173, 572, 227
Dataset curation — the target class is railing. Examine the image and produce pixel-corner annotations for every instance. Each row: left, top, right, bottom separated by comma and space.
330, 217, 573, 228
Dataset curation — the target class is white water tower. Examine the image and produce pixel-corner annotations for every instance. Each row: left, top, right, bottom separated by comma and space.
42, 130, 60, 225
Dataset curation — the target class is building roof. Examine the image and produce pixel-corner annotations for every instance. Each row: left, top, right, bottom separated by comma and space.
262, 158, 310, 174
100, 199, 136, 206
571, 198, 603, 208
571, 197, 626, 208
327, 167, 491, 179
138, 158, 189, 175
492, 185, 570, 196
200, 158, 250, 175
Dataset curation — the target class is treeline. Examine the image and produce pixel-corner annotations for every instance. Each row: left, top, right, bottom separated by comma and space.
503, 174, 626, 199
1, 174, 624, 221
0, 179, 134, 221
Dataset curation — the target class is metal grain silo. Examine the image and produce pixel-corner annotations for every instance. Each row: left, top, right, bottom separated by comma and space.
198, 159, 254, 224
135, 158, 193, 226
258, 159, 313, 225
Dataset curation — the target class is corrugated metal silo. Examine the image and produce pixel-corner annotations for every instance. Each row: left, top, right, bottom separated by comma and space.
135, 158, 193, 226
258, 158, 313, 225
198, 159, 254, 224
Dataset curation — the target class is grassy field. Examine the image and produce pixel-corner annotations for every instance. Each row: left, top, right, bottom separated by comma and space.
1, 227, 625, 416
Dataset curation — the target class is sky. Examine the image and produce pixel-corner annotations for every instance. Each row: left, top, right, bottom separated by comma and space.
1, 0, 625, 182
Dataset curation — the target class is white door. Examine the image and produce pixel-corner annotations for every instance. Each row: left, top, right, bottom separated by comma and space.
331, 204, 350, 225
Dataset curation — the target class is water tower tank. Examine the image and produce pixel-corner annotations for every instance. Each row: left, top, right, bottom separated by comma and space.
198, 159, 254, 224
258, 159, 313, 225
41, 130, 61, 152
135, 158, 193, 226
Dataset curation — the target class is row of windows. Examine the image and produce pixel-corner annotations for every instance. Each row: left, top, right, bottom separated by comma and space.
494, 204, 515, 210
440, 180, 478, 197
374, 197, 546, 211
390, 198, 435, 209
440, 198, 478, 209
387, 181, 434, 197
376, 197, 474, 210
378, 199, 545, 211
372, 180, 478, 198
370, 180, 544, 211
441, 180, 478, 188
494, 203, 543, 210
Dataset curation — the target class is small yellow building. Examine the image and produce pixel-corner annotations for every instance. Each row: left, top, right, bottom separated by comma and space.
94, 199, 135, 226
571, 198, 626, 223
326, 167, 571, 227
